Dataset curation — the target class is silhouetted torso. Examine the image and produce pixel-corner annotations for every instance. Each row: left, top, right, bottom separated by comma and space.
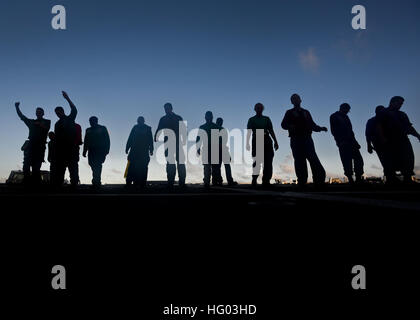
366, 116, 386, 148
84, 125, 110, 155
22, 118, 50, 146
247, 115, 273, 144
156, 113, 183, 142
126, 124, 153, 160
281, 107, 321, 137
55, 111, 77, 150
330, 111, 355, 144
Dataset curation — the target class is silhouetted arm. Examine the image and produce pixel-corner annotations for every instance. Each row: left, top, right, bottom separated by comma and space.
267, 118, 279, 151
401, 113, 420, 140
62, 91, 77, 121
154, 118, 163, 142
83, 129, 89, 157
104, 127, 111, 155
126, 127, 135, 154
246, 119, 252, 151
365, 120, 374, 153
179, 116, 187, 145
148, 127, 154, 155
309, 111, 327, 132
281, 111, 290, 130
15, 102, 31, 127
329, 115, 336, 137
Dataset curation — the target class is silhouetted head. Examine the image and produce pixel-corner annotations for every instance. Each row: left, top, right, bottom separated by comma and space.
375, 105, 385, 115
137, 116, 145, 125
389, 96, 404, 111
254, 103, 264, 115
216, 117, 223, 127
339, 103, 351, 114
48, 131, 55, 140
55, 106, 65, 119
35, 107, 44, 119
291, 94, 302, 107
164, 103, 173, 115
205, 111, 213, 123
89, 116, 98, 127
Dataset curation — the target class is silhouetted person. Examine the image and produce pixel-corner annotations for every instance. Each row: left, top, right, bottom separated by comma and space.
196, 111, 222, 187
126, 116, 153, 188
47, 132, 57, 185
15, 102, 50, 185
383, 96, 420, 183
54, 91, 79, 187
366, 106, 392, 180
246, 103, 279, 187
83, 116, 110, 187
281, 94, 327, 186
330, 103, 364, 183
155, 103, 186, 188
216, 117, 237, 186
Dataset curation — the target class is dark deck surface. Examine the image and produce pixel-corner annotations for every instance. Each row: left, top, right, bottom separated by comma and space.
1, 183, 419, 314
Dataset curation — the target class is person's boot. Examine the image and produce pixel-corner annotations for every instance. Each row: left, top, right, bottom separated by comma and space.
355, 175, 364, 184
403, 175, 416, 185
228, 180, 238, 186
251, 176, 258, 188
347, 176, 354, 184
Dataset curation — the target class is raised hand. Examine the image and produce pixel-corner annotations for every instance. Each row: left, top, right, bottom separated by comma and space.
62, 91, 69, 100
274, 142, 279, 151
15, 102, 20, 108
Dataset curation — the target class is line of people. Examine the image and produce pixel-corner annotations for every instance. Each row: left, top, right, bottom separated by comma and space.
15, 92, 420, 189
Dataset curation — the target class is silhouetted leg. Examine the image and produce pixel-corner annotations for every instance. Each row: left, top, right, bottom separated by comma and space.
224, 163, 234, 183
166, 163, 176, 186
400, 138, 415, 181
305, 137, 326, 185
31, 159, 42, 185
338, 145, 353, 179
177, 163, 186, 186
353, 148, 364, 179
50, 162, 57, 185
291, 138, 308, 185
262, 144, 274, 185
211, 164, 222, 185
55, 159, 66, 186
68, 159, 79, 186
203, 164, 211, 186
90, 159, 102, 186
23, 149, 31, 185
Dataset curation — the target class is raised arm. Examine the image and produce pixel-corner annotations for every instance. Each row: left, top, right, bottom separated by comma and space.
62, 91, 77, 120
15, 102, 30, 127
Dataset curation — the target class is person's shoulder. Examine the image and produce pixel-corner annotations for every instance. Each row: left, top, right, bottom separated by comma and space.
199, 123, 206, 129
145, 124, 152, 130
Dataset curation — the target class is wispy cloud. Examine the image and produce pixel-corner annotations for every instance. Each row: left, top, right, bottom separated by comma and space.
299, 47, 320, 73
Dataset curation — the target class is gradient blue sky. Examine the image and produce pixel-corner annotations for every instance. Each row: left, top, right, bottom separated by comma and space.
1, 0, 419, 183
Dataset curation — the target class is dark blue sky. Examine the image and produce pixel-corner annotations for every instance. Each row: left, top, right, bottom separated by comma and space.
1, 0, 419, 183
